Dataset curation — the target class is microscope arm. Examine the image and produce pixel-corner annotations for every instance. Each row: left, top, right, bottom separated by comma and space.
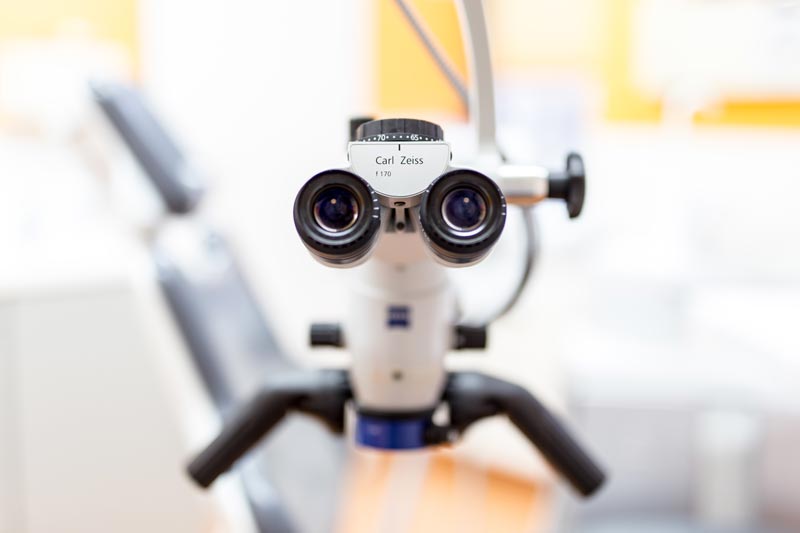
187, 369, 350, 488
441, 372, 606, 496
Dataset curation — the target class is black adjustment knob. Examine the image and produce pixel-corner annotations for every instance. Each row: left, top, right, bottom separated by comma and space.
310, 323, 344, 348
355, 118, 444, 142
349, 116, 374, 142
547, 152, 586, 219
454, 325, 487, 350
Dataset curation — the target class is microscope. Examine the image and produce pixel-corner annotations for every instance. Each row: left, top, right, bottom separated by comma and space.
187, 117, 605, 497
188, 0, 604, 500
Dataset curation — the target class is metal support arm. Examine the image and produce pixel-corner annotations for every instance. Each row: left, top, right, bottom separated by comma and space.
441, 372, 606, 497
187, 370, 350, 488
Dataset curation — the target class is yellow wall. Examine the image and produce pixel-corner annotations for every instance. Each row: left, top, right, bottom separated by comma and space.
0, 0, 138, 68
602, 0, 800, 126
602, 0, 662, 123
376, 0, 467, 118
376, 0, 800, 127
4, 0, 797, 127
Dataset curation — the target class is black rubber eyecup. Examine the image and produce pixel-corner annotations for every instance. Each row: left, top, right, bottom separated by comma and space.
419, 169, 506, 264
294, 170, 381, 265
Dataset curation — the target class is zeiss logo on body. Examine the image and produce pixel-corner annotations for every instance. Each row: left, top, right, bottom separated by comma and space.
387, 306, 410, 328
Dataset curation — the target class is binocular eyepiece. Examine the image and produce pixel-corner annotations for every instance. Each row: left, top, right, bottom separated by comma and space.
419, 169, 505, 265
293, 170, 382, 266
294, 166, 506, 267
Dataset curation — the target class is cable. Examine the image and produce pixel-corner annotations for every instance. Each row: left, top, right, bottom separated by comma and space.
393, 1, 535, 325
393, 0, 469, 107
477, 205, 539, 326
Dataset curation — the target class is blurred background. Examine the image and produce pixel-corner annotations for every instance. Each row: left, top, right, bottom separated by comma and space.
1, 1, 799, 532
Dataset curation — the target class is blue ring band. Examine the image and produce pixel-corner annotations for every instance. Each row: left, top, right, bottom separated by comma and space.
355, 415, 429, 450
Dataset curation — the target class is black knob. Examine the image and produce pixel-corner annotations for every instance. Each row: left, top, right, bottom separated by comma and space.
310, 323, 344, 348
547, 153, 586, 219
349, 116, 374, 142
355, 118, 444, 142
454, 325, 487, 350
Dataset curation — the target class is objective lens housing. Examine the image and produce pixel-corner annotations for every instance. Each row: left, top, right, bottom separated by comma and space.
420, 169, 506, 265
294, 170, 380, 266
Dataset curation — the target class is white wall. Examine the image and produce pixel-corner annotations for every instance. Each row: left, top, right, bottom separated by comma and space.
139, 0, 375, 362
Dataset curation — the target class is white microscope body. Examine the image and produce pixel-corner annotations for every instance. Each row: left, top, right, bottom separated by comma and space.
345, 135, 463, 414
292, 119, 509, 449
186, 118, 604, 499
346, 238, 455, 413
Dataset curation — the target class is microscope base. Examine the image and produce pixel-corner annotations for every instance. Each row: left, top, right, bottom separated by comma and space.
188, 369, 606, 497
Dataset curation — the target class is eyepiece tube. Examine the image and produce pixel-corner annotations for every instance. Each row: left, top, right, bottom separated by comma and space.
419, 169, 506, 265
294, 170, 381, 266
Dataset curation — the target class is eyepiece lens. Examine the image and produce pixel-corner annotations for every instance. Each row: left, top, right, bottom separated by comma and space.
442, 187, 487, 233
313, 186, 359, 232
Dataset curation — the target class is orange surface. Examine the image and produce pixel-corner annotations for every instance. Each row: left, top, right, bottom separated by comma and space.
336, 450, 549, 533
